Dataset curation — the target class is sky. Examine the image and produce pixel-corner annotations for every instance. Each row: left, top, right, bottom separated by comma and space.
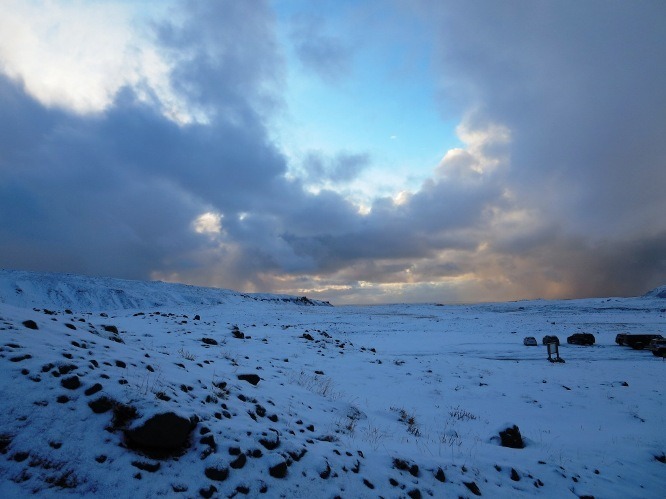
0, 0, 665, 305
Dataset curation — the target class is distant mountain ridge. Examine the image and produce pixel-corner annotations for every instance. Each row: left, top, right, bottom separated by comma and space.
0, 269, 331, 311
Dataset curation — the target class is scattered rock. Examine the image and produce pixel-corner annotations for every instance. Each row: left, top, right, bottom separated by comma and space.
230, 453, 247, 469
238, 374, 261, 386
511, 468, 521, 481
199, 484, 218, 498
22, 320, 38, 330
407, 489, 422, 499
499, 425, 524, 449
201, 338, 218, 346
464, 481, 482, 496
89, 396, 114, 414
84, 383, 103, 396
434, 467, 446, 482
204, 465, 229, 482
393, 458, 419, 477
125, 412, 194, 454
269, 460, 288, 478
131, 460, 160, 472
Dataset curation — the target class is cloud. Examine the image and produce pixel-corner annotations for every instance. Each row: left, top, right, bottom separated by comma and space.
1, 0, 664, 304
288, 13, 353, 83
300, 151, 371, 185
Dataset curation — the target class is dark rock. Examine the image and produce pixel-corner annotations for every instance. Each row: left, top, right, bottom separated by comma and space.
200, 435, 216, 451
102, 325, 118, 334
89, 396, 114, 414
199, 484, 218, 497
84, 383, 103, 396
10, 355, 31, 362
434, 467, 446, 482
363, 478, 375, 489
259, 432, 280, 450
125, 412, 193, 452
499, 425, 524, 449
22, 320, 38, 330
238, 374, 261, 385
393, 458, 419, 477
230, 453, 247, 469
464, 481, 482, 496
194, 315, 200, 321
115, 360, 126, 368
131, 460, 160, 472
269, 460, 288, 478
320, 462, 331, 479
0, 434, 12, 455
13, 451, 30, 462
201, 338, 218, 346
58, 364, 77, 374
511, 468, 521, 481
407, 489, 422, 499
302, 333, 315, 341
95, 455, 107, 463
60, 376, 80, 390
56, 395, 70, 403
204, 466, 228, 481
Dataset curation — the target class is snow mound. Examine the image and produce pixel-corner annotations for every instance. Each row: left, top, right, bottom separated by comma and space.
0, 269, 331, 311
644, 285, 666, 299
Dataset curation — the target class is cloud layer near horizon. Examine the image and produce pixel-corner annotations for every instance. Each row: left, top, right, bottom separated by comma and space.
1, 0, 665, 303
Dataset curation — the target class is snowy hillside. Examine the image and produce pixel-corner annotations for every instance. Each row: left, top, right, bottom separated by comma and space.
0, 271, 664, 498
0, 269, 331, 310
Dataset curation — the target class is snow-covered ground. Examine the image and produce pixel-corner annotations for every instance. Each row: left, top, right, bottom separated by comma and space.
0, 270, 664, 498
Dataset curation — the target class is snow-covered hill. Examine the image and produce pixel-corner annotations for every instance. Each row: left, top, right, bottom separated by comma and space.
0, 271, 664, 498
0, 269, 331, 311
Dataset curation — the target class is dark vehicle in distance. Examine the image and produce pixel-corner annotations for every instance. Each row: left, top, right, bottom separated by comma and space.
620, 334, 663, 350
542, 335, 560, 345
615, 333, 628, 345
567, 333, 595, 346
649, 338, 666, 357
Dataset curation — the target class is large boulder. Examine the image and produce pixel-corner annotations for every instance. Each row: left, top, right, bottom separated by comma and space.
125, 412, 194, 455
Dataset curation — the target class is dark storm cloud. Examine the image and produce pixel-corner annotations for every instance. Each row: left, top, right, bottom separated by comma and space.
406, 0, 666, 297
0, 1, 302, 284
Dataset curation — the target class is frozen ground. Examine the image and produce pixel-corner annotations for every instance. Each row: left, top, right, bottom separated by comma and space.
0, 270, 664, 498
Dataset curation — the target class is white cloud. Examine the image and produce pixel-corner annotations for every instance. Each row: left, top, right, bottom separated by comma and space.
192, 212, 223, 236
0, 0, 193, 121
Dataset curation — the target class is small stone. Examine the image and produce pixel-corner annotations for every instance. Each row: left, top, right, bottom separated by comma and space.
84, 383, 103, 396
237, 374, 261, 385
204, 466, 228, 482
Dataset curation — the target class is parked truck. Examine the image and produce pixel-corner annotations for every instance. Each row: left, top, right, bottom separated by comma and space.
616, 333, 663, 350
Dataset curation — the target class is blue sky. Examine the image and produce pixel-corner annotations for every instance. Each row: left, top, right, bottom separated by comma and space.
0, 0, 665, 304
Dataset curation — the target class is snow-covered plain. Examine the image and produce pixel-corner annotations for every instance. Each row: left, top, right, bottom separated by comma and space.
0, 270, 664, 498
